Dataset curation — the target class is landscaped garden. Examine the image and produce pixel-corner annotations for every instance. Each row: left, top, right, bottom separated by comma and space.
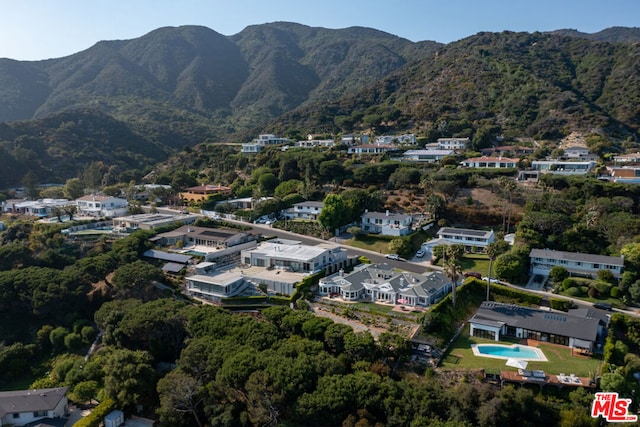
440, 324, 603, 378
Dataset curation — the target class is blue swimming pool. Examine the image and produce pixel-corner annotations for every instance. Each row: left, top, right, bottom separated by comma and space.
472, 344, 547, 361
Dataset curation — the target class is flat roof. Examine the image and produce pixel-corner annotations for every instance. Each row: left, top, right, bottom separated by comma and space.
438, 227, 493, 238
248, 242, 328, 261
143, 249, 192, 264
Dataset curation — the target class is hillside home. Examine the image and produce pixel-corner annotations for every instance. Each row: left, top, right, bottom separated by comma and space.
154, 225, 259, 249
529, 248, 624, 279
186, 270, 249, 303
469, 302, 602, 351
398, 149, 453, 163
282, 201, 324, 220
341, 134, 368, 146
347, 144, 398, 155
562, 146, 592, 159
531, 160, 596, 175
428, 227, 495, 252
460, 156, 518, 168
212, 196, 272, 211
242, 134, 292, 153
10, 198, 71, 217
608, 166, 640, 183
318, 263, 452, 306
0, 387, 68, 427
295, 139, 335, 148
374, 133, 416, 145
76, 195, 128, 217
113, 212, 197, 232
179, 184, 232, 203
613, 152, 640, 164
361, 211, 412, 236
437, 137, 469, 150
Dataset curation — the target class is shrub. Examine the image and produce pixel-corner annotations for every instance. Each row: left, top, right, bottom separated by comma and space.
561, 278, 577, 290
610, 287, 620, 298
73, 397, 117, 427
566, 287, 582, 297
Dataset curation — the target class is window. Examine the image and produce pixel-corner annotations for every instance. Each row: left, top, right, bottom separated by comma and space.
13, 413, 20, 419
34, 410, 47, 417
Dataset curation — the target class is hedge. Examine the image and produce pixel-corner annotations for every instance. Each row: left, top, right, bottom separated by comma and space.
73, 397, 117, 427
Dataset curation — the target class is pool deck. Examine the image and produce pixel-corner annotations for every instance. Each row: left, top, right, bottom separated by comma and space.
500, 370, 597, 390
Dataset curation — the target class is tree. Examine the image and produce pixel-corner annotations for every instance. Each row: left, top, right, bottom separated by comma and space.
22, 171, 40, 200
64, 178, 85, 200
443, 244, 464, 307
72, 380, 99, 404
157, 369, 204, 427
103, 348, 155, 408
549, 266, 569, 284
388, 238, 412, 258
318, 194, 349, 234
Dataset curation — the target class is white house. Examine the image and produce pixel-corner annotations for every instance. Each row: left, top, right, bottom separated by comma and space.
460, 156, 518, 169
242, 134, 292, 153
0, 387, 68, 427
613, 152, 640, 164
529, 248, 624, 279
398, 149, 454, 163
318, 263, 452, 307
562, 146, 592, 159
282, 201, 323, 220
186, 271, 249, 303
113, 212, 197, 232
295, 139, 335, 148
76, 195, 128, 217
11, 198, 71, 217
241, 240, 348, 274
361, 211, 412, 236
347, 144, 398, 155
437, 137, 470, 150
429, 227, 495, 252
341, 134, 368, 146
531, 160, 596, 175
374, 133, 416, 145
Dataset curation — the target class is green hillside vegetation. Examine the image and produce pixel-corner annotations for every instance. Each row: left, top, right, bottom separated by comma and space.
1, 26, 640, 188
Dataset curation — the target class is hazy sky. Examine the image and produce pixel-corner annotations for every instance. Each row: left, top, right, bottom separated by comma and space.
1, 0, 638, 60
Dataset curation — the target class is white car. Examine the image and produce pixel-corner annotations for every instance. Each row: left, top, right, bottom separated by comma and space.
482, 277, 500, 284
415, 248, 426, 258
385, 254, 402, 261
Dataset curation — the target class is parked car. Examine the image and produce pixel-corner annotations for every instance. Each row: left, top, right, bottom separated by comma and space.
415, 248, 426, 258
482, 277, 500, 283
385, 254, 402, 261
593, 302, 612, 311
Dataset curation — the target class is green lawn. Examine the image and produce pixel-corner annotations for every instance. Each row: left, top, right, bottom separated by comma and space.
345, 235, 393, 254
440, 325, 603, 378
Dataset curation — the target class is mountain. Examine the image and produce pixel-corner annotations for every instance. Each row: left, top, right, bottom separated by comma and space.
1, 24, 640, 188
548, 27, 640, 43
271, 30, 640, 145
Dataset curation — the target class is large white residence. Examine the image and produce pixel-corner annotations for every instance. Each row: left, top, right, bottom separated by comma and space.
531, 160, 596, 175
282, 201, 324, 220
529, 248, 624, 279
318, 263, 452, 307
437, 137, 470, 151
460, 156, 518, 169
186, 270, 250, 303
398, 149, 454, 163
2, 198, 71, 217
242, 134, 292, 153
0, 387, 68, 427
422, 227, 495, 255
361, 210, 412, 236
347, 144, 398, 155
241, 239, 348, 274
76, 195, 128, 217
113, 212, 197, 232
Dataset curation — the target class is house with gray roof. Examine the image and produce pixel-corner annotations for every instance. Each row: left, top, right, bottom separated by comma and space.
0, 387, 68, 427
318, 263, 452, 307
469, 302, 602, 351
421, 227, 495, 257
529, 248, 624, 279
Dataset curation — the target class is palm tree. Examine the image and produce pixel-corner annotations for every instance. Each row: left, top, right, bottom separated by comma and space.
443, 244, 464, 308
485, 241, 500, 301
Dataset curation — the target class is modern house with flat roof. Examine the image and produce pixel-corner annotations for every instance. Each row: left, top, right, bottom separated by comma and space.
531, 160, 596, 175
398, 149, 454, 163
186, 270, 249, 303
460, 156, 518, 169
242, 134, 292, 153
76, 195, 128, 217
8, 198, 71, 217
0, 387, 68, 427
361, 211, 412, 236
431, 227, 495, 252
113, 212, 198, 231
469, 302, 602, 351
347, 144, 398, 155
437, 137, 470, 150
529, 248, 624, 279
241, 240, 348, 274
318, 263, 452, 306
